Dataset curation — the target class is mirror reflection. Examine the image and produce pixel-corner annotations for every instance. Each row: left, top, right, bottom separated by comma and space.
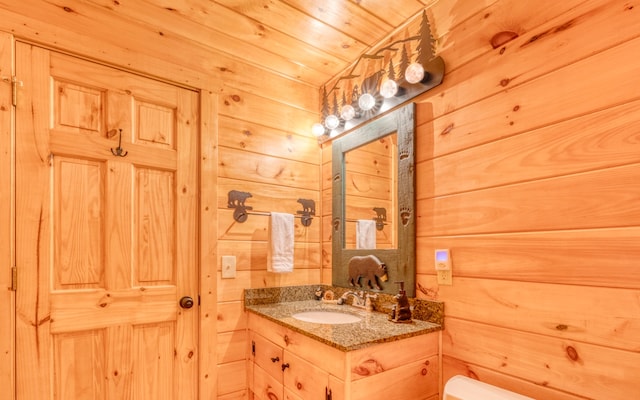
343, 133, 397, 250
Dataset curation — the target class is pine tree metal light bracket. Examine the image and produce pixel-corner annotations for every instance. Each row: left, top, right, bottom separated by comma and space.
317, 11, 444, 143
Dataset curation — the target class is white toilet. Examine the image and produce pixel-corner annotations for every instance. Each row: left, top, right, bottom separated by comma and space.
443, 375, 535, 400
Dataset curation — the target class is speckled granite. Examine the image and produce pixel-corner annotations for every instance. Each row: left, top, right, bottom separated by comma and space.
244, 285, 444, 352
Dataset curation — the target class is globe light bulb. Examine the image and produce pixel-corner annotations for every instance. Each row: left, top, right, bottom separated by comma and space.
311, 122, 325, 137
341, 104, 356, 121
380, 79, 398, 98
358, 93, 376, 111
324, 114, 340, 130
405, 62, 425, 84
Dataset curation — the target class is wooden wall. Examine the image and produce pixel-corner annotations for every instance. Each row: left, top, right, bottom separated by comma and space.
406, 0, 639, 398
0, 1, 322, 399
215, 86, 323, 399
2, 0, 639, 399
321, 0, 640, 399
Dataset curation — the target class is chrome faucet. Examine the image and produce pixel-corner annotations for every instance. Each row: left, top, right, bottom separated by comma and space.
337, 291, 365, 307
338, 291, 377, 311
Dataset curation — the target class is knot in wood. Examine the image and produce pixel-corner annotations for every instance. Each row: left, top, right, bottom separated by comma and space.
566, 345, 579, 361
491, 31, 518, 49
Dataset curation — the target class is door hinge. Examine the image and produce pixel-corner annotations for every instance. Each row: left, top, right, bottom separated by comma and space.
326, 387, 332, 400
251, 340, 255, 356
11, 266, 17, 291
11, 76, 23, 107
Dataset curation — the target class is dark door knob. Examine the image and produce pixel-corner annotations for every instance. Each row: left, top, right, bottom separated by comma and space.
179, 296, 194, 309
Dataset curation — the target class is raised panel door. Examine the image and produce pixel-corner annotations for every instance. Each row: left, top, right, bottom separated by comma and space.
15, 42, 199, 400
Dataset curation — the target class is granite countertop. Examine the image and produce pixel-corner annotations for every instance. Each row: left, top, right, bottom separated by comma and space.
244, 285, 443, 352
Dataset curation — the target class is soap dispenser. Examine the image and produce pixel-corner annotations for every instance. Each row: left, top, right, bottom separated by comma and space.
389, 281, 412, 323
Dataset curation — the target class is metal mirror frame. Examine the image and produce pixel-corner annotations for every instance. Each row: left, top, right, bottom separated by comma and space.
332, 103, 416, 297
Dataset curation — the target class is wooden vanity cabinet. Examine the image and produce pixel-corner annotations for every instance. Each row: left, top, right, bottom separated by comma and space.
247, 312, 439, 400
249, 317, 341, 400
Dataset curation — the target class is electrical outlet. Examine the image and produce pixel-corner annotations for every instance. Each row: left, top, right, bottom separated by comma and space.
434, 248, 452, 285
437, 269, 452, 285
221, 255, 236, 279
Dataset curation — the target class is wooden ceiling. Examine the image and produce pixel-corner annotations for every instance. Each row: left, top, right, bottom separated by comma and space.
123, 0, 436, 88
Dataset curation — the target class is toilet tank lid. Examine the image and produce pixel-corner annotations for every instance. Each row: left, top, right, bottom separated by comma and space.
443, 376, 535, 400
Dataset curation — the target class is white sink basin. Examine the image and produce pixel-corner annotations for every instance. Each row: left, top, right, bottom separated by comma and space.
292, 310, 362, 324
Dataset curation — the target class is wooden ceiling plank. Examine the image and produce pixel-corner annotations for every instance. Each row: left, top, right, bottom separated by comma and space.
0, 3, 206, 88
214, 0, 368, 62
136, 0, 345, 84
283, 0, 394, 46
348, 0, 427, 27
0, 0, 318, 110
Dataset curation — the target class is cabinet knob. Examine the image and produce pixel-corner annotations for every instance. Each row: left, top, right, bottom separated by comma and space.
281, 363, 290, 372
270, 356, 280, 363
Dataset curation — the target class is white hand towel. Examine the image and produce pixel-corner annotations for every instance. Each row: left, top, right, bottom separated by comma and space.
268, 212, 294, 273
356, 219, 377, 249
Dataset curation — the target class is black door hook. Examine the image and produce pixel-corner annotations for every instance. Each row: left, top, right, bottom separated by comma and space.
110, 129, 128, 157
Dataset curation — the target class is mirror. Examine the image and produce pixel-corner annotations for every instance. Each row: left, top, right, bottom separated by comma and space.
332, 103, 415, 297
343, 132, 397, 250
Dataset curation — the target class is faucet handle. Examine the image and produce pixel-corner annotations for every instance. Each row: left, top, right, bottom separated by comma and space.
364, 294, 376, 312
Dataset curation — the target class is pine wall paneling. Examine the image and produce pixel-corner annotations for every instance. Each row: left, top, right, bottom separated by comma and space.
317, 0, 640, 398
0, 1, 321, 400
216, 87, 323, 398
2, 0, 640, 398
407, 0, 640, 398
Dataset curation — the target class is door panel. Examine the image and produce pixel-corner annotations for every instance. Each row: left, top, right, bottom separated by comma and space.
15, 42, 198, 400
54, 157, 104, 290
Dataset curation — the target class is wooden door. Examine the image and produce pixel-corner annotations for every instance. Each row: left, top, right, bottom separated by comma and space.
15, 42, 199, 399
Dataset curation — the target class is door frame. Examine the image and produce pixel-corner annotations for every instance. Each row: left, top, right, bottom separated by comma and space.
0, 31, 219, 399
0, 31, 16, 400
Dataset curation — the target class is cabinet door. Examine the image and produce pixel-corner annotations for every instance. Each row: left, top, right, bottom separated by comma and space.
328, 375, 346, 400
283, 350, 330, 399
254, 363, 284, 400
284, 386, 305, 400
253, 331, 285, 384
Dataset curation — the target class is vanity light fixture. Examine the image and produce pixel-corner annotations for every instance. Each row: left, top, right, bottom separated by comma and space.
379, 79, 399, 98
311, 122, 326, 137
313, 10, 445, 142
404, 62, 426, 84
324, 114, 341, 130
312, 58, 444, 140
358, 93, 376, 111
340, 104, 356, 121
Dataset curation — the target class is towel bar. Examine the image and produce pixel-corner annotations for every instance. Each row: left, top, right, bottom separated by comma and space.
344, 218, 387, 231
227, 190, 315, 227
344, 208, 387, 231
